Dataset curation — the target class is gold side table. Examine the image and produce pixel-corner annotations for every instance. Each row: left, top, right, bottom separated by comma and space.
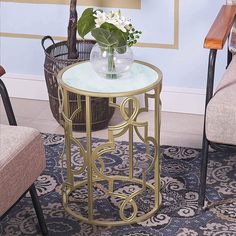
57, 60, 162, 226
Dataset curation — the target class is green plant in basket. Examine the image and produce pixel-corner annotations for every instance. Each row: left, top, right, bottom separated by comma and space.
77, 8, 141, 79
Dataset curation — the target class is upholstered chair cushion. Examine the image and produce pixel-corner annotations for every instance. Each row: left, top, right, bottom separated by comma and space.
206, 55, 236, 145
0, 124, 46, 215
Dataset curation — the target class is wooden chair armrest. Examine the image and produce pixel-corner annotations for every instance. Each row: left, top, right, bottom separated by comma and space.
204, 5, 236, 49
0, 66, 6, 77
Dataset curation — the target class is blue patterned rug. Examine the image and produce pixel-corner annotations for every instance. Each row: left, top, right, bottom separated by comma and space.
0, 134, 236, 236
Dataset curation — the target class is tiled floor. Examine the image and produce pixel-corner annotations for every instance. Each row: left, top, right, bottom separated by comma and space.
0, 98, 204, 148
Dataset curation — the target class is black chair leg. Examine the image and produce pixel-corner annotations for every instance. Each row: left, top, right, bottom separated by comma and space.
227, 48, 232, 68
199, 49, 217, 208
0, 79, 17, 126
29, 184, 48, 235
199, 135, 209, 207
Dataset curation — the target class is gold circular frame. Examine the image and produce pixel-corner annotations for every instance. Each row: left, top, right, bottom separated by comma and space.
62, 176, 162, 226
57, 60, 163, 98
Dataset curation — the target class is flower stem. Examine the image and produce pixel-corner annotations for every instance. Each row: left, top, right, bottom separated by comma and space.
107, 46, 117, 79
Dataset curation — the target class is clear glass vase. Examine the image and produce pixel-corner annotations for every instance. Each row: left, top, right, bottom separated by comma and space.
90, 43, 134, 79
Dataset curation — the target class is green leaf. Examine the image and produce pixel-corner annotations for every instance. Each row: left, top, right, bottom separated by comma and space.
114, 30, 128, 47
91, 28, 118, 47
77, 8, 96, 38
112, 30, 128, 53
100, 22, 117, 32
100, 22, 128, 53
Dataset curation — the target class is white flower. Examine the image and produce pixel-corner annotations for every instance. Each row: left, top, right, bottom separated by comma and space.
125, 21, 132, 30
93, 11, 106, 27
93, 10, 131, 33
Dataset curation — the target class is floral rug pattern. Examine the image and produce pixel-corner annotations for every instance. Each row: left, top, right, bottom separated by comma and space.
0, 134, 236, 236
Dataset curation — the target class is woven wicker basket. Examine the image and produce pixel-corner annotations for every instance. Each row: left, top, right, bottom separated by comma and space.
42, 36, 115, 131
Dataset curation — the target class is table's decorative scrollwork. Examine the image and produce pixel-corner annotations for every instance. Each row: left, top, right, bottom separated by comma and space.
57, 61, 162, 226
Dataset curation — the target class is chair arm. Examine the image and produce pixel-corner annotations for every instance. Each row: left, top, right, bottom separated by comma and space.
204, 5, 236, 49
0, 66, 6, 77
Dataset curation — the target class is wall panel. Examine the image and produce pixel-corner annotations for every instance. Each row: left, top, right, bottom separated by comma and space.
0, 0, 229, 114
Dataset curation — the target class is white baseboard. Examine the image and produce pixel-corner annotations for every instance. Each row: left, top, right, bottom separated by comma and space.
160, 87, 205, 114
2, 73, 49, 101
1, 73, 206, 115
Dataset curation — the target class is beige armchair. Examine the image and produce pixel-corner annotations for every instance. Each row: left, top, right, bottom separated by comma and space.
0, 66, 48, 235
199, 4, 236, 208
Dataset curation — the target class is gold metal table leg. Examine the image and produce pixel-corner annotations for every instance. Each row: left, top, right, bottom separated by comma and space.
85, 95, 94, 221
154, 86, 161, 208
128, 99, 134, 179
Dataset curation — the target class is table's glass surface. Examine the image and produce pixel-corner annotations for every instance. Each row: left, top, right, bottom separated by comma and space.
61, 61, 160, 94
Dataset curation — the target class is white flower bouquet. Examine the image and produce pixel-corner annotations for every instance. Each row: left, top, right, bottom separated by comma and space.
77, 8, 141, 49
77, 8, 141, 79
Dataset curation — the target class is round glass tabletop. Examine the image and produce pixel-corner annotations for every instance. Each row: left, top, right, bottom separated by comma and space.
58, 61, 162, 97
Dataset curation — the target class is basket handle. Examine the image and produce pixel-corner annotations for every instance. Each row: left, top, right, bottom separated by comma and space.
41, 36, 56, 51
